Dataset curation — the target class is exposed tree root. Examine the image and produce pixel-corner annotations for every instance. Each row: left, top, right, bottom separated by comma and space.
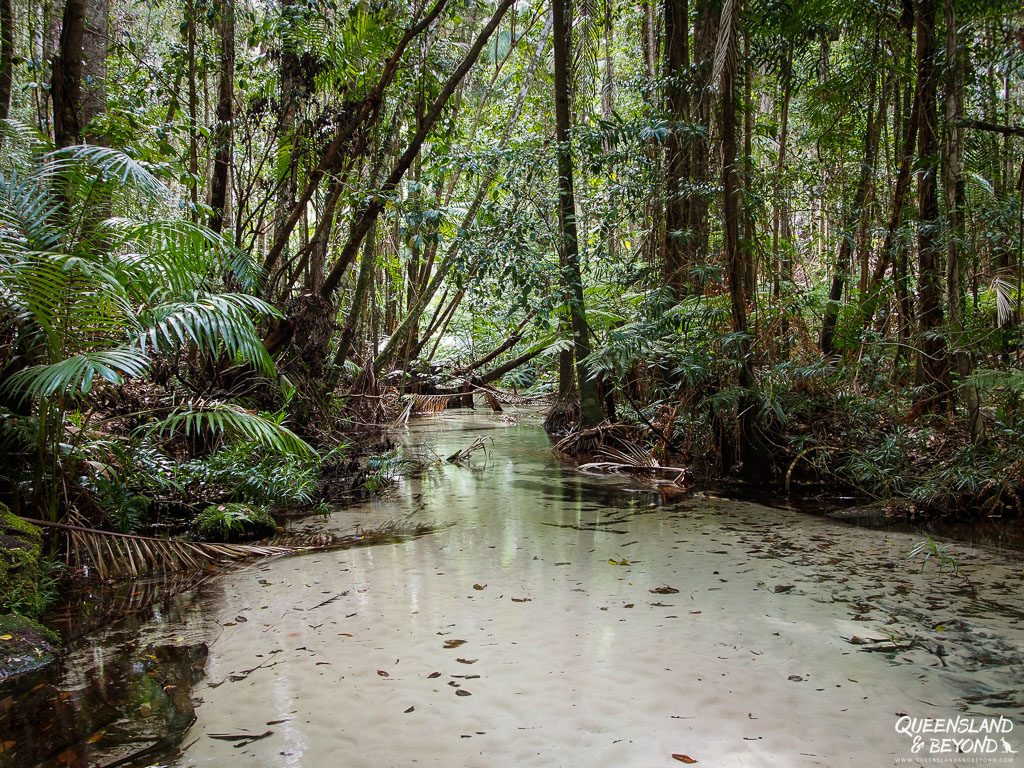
552, 421, 644, 457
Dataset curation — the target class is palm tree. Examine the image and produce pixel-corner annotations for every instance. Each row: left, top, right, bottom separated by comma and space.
0, 142, 313, 521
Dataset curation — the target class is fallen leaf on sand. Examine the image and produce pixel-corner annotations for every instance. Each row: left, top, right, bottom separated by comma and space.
672, 755, 697, 764
455, 689, 472, 696
473, 584, 487, 590
377, 670, 390, 677
511, 597, 531, 603
650, 586, 679, 594
456, 658, 477, 664
428, 672, 442, 678
404, 706, 415, 713
444, 639, 466, 649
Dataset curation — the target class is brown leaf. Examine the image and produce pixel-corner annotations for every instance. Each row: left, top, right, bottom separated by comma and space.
671, 755, 697, 764
377, 669, 390, 677
455, 689, 472, 696
428, 671, 442, 679
456, 658, 477, 664
649, 586, 679, 594
511, 597, 531, 603
473, 584, 487, 590
404, 706, 415, 713
443, 639, 466, 649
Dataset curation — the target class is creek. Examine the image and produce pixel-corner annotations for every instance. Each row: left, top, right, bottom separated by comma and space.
3, 410, 1024, 766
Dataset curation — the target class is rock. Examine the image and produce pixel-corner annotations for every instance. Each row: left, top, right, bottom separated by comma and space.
0, 503, 45, 615
190, 503, 277, 542
0, 613, 59, 683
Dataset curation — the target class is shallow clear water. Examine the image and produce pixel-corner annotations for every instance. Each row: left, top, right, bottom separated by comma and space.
6, 411, 1024, 766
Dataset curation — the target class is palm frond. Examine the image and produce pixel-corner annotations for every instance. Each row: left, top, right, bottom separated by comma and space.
142, 400, 317, 458
45, 145, 169, 202
6, 347, 151, 399
21, 516, 298, 579
138, 293, 280, 376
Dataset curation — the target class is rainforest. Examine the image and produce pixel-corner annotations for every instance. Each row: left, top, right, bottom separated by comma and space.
0, 0, 1023, 765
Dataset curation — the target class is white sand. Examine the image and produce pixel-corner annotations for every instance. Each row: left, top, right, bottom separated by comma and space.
171, 412, 1024, 767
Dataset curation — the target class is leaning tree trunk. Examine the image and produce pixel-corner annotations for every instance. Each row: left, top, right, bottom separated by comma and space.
263, 0, 515, 359
553, 0, 602, 429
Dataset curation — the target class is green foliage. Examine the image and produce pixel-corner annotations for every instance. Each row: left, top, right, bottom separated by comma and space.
364, 448, 408, 492
190, 503, 277, 542
0, 145, 301, 520
177, 442, 333, 508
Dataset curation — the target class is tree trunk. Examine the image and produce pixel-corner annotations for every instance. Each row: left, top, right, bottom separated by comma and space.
261, 0, 450, 276
207, 0, 234, 234
52, 0, 86, 147
263, 0, 515, 358
720, 2, 748, 386
0, 0, 13, 123
553, 0, 602, 428
820, 50, 881, 357
912, 0, 949, 413
662, 0, 689, 293
684, 0, 719, 291
943, 0, 982, 440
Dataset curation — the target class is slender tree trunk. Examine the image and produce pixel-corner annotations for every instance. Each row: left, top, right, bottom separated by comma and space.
913, 0, 949, 412
719, 1, 748, 386
943, 0, 982, 439
553, 0, 602, 428
207, 0, 234, 234
334, 219, 377, 369
261, 0, 450, 276
0, 0, 13, 123
820, 52, 880, 356
662, 0, 689, 294
264, 0, 515, 358
741, 26, 755, 300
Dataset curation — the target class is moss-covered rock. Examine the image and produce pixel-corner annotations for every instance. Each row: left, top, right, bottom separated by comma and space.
0, 503, 44, 616
0, 612, 59, 683
190, 503, 277, 542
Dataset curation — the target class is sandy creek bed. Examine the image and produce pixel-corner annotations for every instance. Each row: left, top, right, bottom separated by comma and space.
8, 411, 1024, 766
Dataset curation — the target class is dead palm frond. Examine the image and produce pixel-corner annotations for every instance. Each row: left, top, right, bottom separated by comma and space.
22, 517, 299, 580
446, 435, 491, 465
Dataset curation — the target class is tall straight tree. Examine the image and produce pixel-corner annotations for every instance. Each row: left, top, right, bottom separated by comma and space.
663, 0, 689, 294
208, 0, 235, 234
553, 0, 603, 428
913, 0, 949, 411
51, 0, 108, 146
0, 0, 12, 122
